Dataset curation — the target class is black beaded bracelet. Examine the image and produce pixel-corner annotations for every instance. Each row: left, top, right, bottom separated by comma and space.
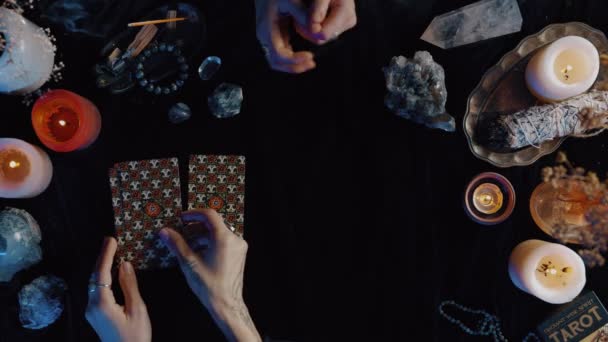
134, 43, 189, 95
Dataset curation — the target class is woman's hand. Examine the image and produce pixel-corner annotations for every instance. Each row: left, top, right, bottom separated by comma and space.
85, 237, 152, 342
160, 209, 261, 342
255, 0, 357, 73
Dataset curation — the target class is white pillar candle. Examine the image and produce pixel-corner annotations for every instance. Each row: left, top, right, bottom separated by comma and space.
509, 239, 586, 304
0, 8, 55, 94
0, 138, 53, 198
525, 36, 599, 102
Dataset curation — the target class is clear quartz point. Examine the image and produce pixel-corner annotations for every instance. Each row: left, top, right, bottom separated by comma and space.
421, 0, 522, 49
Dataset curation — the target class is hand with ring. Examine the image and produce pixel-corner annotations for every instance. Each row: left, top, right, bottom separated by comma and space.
86, 237, 152, 342
159, 209, 261, 342
255, 0, 357, 74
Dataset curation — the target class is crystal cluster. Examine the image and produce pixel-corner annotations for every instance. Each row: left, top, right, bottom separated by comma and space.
421, 0, 522, 49
208, 83, 243, 119
383, 51, 455, 132
0, 207, 42, 282
18, 275, 68, 329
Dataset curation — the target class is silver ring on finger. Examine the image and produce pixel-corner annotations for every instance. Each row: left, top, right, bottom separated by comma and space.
261, 45, 271, 59
88, 282, 111, 293
226, 223, 243, 238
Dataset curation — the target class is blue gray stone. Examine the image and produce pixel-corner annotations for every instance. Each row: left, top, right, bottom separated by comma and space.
421, 0, 522, 49
383, 51, 455, 132
198, 56, 221, 81
18, 275, 67, 330
0, 208, 42, 282
208, 83, 243, 119
168, 102, 192, 123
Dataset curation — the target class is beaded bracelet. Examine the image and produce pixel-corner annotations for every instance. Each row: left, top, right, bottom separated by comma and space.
134, 42, 189, 95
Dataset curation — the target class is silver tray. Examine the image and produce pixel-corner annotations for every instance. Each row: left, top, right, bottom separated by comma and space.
463, 22, 608, 168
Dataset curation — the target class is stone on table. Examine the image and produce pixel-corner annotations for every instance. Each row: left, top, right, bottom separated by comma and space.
421, 0, 522, 49
198, 56, 221, 81
18, 275, 68, 330
168, 102, 192, 124
383, 51, 455, 132
208, 83, 243, 119
0, 208, 42, 282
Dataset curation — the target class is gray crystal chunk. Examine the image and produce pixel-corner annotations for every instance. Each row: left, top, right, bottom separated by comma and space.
168, 102, 192, 123
19, 275, 67, 330
421, 0, 522, 49
383, 51, 455, 132
0, 208, 42, 282
208, 83, 243, 119
198, 56, 222, 81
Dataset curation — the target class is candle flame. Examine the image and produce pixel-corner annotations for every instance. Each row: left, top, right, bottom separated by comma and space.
8, 161, 20, 168
58, 120, 67, 126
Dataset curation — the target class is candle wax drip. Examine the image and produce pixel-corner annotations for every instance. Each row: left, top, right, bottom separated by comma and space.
535, 256, 572, 287
47, 107, 79, 142
553, 49, 590, 84
0, 149, 30, 183
472, 183, 503, 215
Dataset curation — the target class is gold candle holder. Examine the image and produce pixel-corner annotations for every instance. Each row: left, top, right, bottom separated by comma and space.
465, 172, 515, 225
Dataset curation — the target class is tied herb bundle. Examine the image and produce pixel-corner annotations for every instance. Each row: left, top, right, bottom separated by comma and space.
477, 90, 608, 151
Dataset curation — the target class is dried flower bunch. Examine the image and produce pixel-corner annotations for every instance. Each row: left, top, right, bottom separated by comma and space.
542, 151, 608, 267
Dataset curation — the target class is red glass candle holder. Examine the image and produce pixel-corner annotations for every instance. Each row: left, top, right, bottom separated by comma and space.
32, 89, 102, 152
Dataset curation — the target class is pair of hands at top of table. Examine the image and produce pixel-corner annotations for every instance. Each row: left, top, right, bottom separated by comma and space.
255, 0, 357, 73
85, 209, 261, 342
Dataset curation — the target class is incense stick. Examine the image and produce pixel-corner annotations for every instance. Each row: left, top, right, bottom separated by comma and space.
128, 17, 186, 27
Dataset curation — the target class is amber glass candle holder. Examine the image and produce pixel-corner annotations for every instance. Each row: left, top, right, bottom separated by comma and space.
530, 181, 600, 244
32, 89, 102, 152
464, 172, 516, 225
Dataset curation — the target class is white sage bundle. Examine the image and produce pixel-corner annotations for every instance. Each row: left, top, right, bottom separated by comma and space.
478, 90, 608, 150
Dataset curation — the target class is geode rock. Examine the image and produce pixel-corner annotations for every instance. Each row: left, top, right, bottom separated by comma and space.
383, 51, 455, 132
0, 208, 42, 282
18, 275, 67, 330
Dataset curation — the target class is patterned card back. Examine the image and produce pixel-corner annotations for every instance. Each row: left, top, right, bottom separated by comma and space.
109, 158, 182, 270
187, 155, 246, 235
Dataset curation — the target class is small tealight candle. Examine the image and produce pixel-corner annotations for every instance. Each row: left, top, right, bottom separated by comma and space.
472, 183, 503, 215
0, 138, 53, 198
464, 172, 515, 225
32, 89, 102, 152
525, 36, 600, 102
509, 239, 586, 304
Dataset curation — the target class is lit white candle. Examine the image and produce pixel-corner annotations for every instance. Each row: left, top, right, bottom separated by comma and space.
0, 8, 55, 94
0, 138, 53, 198
525, 36, 599, 102
509, 239, 586, 304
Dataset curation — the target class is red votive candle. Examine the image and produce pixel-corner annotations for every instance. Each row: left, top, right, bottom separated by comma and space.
32, 89, 102, 152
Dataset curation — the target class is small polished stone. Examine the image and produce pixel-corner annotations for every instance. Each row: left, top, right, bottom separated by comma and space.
168, 102, 192, 124
208, 83, 243, 119
198, 56, 221, 81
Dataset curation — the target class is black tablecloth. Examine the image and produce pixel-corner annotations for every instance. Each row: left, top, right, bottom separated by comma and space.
3, 0, 608, 341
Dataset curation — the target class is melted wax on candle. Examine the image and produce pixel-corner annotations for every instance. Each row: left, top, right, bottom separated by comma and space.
0, 149, 30, 183
47, 107, 79, 142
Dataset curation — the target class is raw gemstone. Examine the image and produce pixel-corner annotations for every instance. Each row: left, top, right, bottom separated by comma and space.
421, 0, 522, 49
383, 51, 455, 132
0, 208, 42, 282
18, 275, 67, 330
198, 56, 221, 81
208, 83, 243, 119
168, 102, 192, 123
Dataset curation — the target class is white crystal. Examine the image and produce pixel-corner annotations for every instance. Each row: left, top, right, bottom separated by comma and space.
421, 0, 522, 49
0, 208, 42, 282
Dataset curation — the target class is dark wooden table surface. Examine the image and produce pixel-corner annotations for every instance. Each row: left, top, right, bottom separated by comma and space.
3, 0, 608, 341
